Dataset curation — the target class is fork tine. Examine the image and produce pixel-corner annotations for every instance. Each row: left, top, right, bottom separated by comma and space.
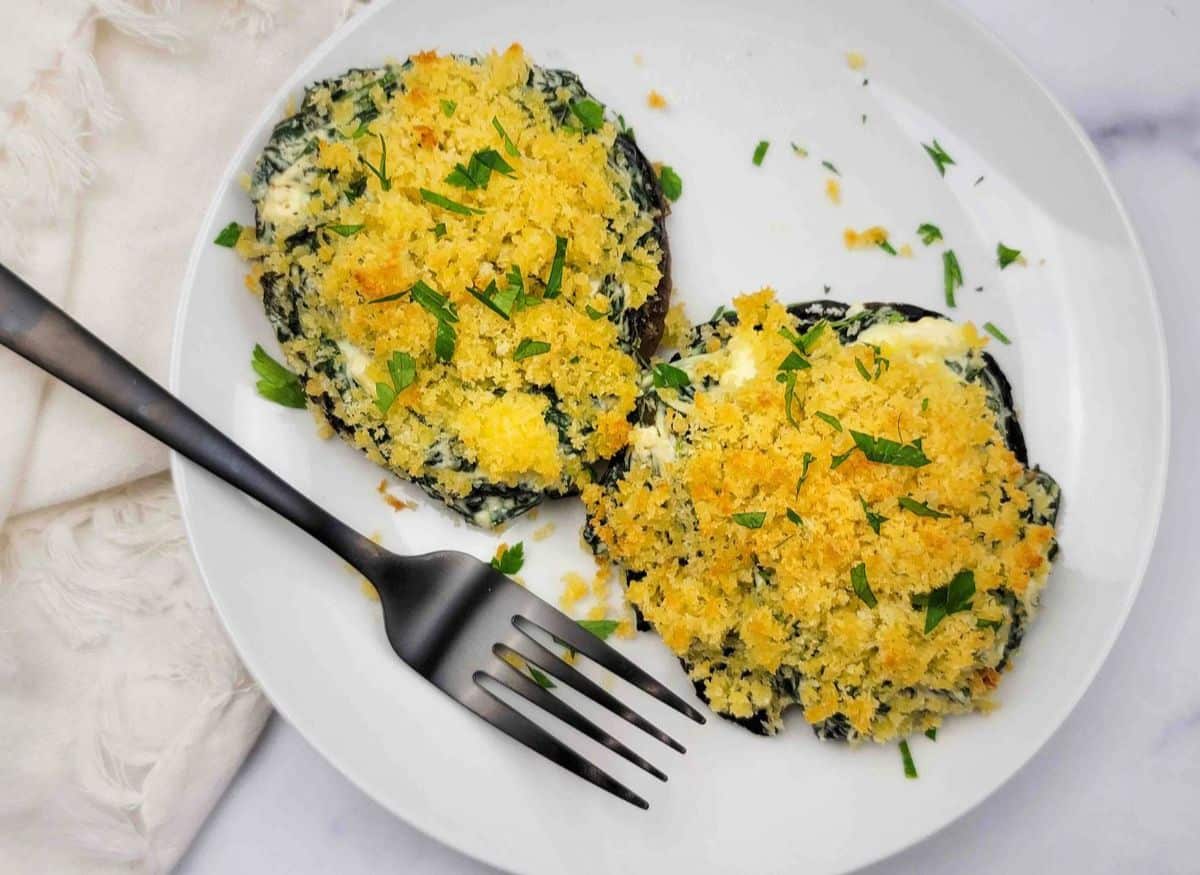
469, 671, 649, 810
514, 612, 706, 725
493, 645, 667, 781
509, 630, 686, 753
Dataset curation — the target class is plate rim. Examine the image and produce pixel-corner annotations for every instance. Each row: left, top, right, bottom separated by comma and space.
168, 1, 1171, 871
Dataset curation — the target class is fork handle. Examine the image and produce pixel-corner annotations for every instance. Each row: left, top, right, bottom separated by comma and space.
0, 262, 387, 576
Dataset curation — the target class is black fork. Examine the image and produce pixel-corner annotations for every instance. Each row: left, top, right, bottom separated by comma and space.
0, 263, 704, 809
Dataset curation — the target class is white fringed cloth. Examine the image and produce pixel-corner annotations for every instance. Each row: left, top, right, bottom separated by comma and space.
0, 2, 366, 871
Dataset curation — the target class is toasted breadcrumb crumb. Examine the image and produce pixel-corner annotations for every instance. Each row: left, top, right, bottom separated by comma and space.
531, 522, 555, 541
846, 51, 866, 70
647, 89, 668, 109
825, 177, 841, 205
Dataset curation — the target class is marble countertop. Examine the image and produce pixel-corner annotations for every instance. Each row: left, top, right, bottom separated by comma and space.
178, 1, 1200, 872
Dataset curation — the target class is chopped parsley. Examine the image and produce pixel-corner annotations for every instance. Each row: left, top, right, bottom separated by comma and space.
374, 350, 416, 414
900, 740, 918, 778
513, 338, 551, 361
652, 362, 690, 389
432, 222, 447, 239
997, 242, 1022, 269
731, 512, 767, 529
411, 280, 460, 324
943, 249, 963, 308
440, 98, 457, 117
778, 350, 812, 371
855, 358, 872, 381
917, 223, 943, 245
877, 239, 898, 256
777, 370, 801, 428
467, 279, 517, 320
898, 496, 950, 518
359, 134, 391, 191
445, 148, 515, 190
251, 344, 306, 408
544, 236, 567, 298
914, 569, 976, 633
830, 446, 857, 469
977, 618, 1003, 631
213, 221, 241, 247
786, 508, 804, 526
419, 188, 483, 215
585, 304, 607, 320
527, 663, 555, 689
578, 618, 620, 640
815, 411, 843, 432
921, 138, 955, 176
821, 160, 840, 176
570, 98, 606, 132
850, 430, 931, 467
850, 562, 878, 607
983, 321, 1011, 345
925, 727, 938, 741
791, 142, 809, 158
659, 165, 683, 201
859, 496, 888, 535
491, 116, 520, 157
795, 452, 815, 494
326, 223, 364, 237
491, 542, 525, 574
752, 140, 770, 165
435, 319, 456, 362
797, 320, 827, 353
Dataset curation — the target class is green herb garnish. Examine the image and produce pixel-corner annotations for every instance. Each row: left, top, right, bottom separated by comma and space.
942, 249, 963, 307
877, 239, 897, 256
922, 138, 955, 176
251, 344, 305, 408
997, 242, 1021, 269
360, 134, 391, 191
491, 116, 520, 156
915, 569, 976, 633
850, 562, 878, 607
977, 618, 1003, 631
491, 541, 525, 574
821, 160, 840, 176
432, 222, 447, 238
570, 98, 606, 132
652, 362, 690, 389
795, 452, 815, 494
445, 148, 515, 190
815, 411, 843, 432
585, 304, 607, 320
850, 430, 931, 467
855, 358, 873, 381
898, 496, 949, 518
514, 338, 551, 361
410, 280, 459, 323
467, 279, 515, 320
983, 322, 1011, 346
900, 740, 918, 778
777, 371, 801, 428
419, 187, 483, 215
374, 350, 417, 414
527, 663, 555, 689
731, 512, 767, 529
925, 727, 938, 741
859, 496, 888, 535
435, 319, 456, 362
752, 140, 770, 165
831, 447, 857, 469
791, 142, 809, 157
544, 236, 567, 298
440, 99, 457, 117
778, 350, 812, 371
578, 618, 620, 640
326, 223, 365, 237
786, 508, 803, 526
917, 223, 943, 245
213, 222, 241, 247
659, 165, 683, 201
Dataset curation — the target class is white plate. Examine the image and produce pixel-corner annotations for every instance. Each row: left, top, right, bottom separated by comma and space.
170, 1, 1169, 872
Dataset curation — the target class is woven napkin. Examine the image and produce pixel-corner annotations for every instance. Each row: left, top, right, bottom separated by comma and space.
0, 2, 364, 871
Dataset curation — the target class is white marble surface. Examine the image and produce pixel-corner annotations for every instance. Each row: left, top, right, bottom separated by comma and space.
177, 1, 1200, 872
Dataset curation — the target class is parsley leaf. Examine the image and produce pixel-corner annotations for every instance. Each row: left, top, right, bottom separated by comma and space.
778, 350, 811, 371
578, 618, 620, 640
977, 618, 1003, 631
731, 512, 766, 529
821, 160, 840, 176
652, 362, 690, 389
435, 319, 456, 362
440, 98, 457, 117
776, 371, 801, 428
830, 446, 857, 469
877, 239, 898, 256
791, 142, 809, 157
795, 452, 815, 494
916, 569, 976, 633
997, 242, 1021, 269
585, 304, 607, 320
359, 134, 391, 190
491, 542, 525, 574
659, 165, 683, 201
855, 358, 873, 381
942, 249, 963, 308
514, 338, 551, 361
474, 148, 516, 178
432, 222, 447, 239
251, 344, 305, 408
213, 221, 241, 247
752, 140, 770, 166
411, 280, 459, 324
373, 351, 416, 414
467, 279, 516, 320
492, 116, 520, 157
420, 187, 484, 215
850, 562, 878, 607
983, 322, 1011, 345
527, 663, 555, 689
786, 508, 803, 526
326, 223, 364, 237
815, 411, 843, 432
570, 98, 606, 132
797, 320, 826, 353
850, 430, 932, 467
917, 223, 943, 245
899, 496, 949, 518
925, 727, 938, 741
922, 138, 955, 176
859, 496, 888, 535
900, 740, 918, 778
544, 236, 567, 298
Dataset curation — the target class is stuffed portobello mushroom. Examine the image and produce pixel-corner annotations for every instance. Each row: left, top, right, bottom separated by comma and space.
239, 46, 671, 527
583, 290, 1060, 742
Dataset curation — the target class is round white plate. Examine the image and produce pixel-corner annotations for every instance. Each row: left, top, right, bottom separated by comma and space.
170, 1, 1169, 872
